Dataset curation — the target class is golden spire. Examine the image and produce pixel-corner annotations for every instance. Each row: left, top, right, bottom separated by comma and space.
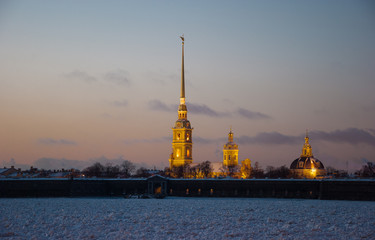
228, 127, 234, 143
301, 129, 313, 157
180, 34, 185, 104
177, 35, 187, 120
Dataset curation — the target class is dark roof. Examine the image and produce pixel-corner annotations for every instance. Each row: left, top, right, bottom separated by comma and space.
290, 157, 325, 169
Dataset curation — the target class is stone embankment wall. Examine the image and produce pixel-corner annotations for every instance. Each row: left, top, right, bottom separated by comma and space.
0, 178, 374, 201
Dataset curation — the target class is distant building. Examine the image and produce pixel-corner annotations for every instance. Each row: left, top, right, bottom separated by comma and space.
240, 158, 252, 179
290, 131, 326, 178
210, 129, 251, 178
0, 166, 18, 178
223, 128, 239, 167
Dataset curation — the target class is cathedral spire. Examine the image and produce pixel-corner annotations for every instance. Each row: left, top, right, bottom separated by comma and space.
169, 35, 193, 168
180, 34, 185, 105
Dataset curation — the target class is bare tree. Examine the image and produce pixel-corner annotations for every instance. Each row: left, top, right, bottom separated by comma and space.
189, 165, 200, 178
182, 163, 191, 178
104, 163, 120, 178
83, 162, 105, 177
134, 167, 151, 178
252, 162, 265, 178
358, 162, 375, 178
168, 163, 191, 178
121, 160, 135, 177
197, 161, 213, 178
219, 164, 240, 178
265, 165, 291, 179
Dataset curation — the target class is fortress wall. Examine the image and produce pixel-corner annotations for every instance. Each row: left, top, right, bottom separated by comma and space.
0, 178, 374, 201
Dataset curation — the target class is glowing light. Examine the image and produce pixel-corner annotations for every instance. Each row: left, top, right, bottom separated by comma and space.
311, 168, 316, 178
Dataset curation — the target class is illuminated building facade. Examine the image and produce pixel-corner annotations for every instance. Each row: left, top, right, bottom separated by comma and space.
290, 131, 326, 178
223, 128, 239, 167
240, 158, 252, 179
169, 36, 193, 168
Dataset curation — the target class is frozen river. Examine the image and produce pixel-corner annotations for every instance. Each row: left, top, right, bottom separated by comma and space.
1, 197, 374, 239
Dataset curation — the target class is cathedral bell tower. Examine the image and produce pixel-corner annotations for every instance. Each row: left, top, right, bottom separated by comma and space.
169, 35, 193, 168
223, 128, 239, 167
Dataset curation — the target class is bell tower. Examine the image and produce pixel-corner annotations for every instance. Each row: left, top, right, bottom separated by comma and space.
223, 128, 239, 167
169, 35, 193, 168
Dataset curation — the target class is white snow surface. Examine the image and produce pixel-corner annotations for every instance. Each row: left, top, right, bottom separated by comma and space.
1, 197, 374, 240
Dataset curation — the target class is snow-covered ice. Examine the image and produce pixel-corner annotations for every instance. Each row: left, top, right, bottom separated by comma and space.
1, 197, 374, 239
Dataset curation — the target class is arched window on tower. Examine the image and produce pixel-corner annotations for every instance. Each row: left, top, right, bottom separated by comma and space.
187, 148, 190, 157
186, 133, 190, 141
177, 133, 181, 140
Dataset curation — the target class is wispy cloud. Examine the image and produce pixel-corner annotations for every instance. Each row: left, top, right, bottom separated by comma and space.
311, 128, 375, 146
237, 108, 271, 119
104, 69, 131, 86
33, 158, 86, 170
123, 136, 170, 145
236, 128, 375, 146
237, 132, 299, 145
64, 70, 97, 83
110, 99, 128, 107
64, 69, 131, 86
186, 128, 375, 146
38, 138, 77, 145
148, 100, 175, 112
194, 136, 223, 144
148, 100, 231, 117
189, 103, 230, 117
368, 129, 375, 135
190, 132, 299, 145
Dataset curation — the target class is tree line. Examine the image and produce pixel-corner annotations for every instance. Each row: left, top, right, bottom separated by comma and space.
82, 160, 152, 178
82, 160, 375, 179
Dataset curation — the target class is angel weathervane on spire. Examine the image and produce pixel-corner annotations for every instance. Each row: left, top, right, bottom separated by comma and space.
180, 34, 184, 42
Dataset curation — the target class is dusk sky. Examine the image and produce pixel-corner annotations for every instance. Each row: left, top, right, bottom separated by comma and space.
1, 1, 374, 171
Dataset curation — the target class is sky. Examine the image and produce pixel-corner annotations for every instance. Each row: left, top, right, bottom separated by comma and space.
1, 0, 375, 172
